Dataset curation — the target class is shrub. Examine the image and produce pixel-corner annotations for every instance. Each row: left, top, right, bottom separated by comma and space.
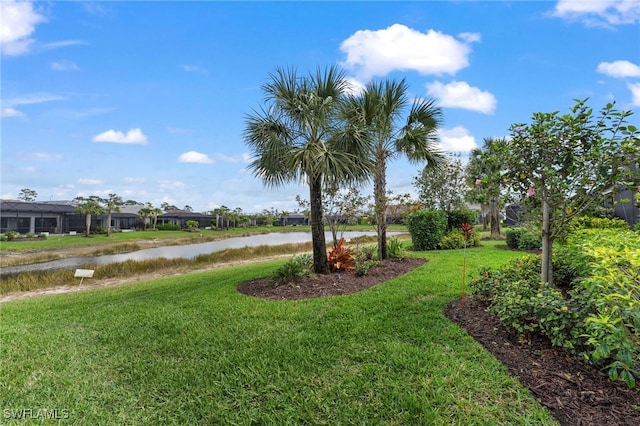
387, 238, 405, 259
156, 224, 181, 231
328, 238, 355, 272
26, 232, 36, 238
517, 230, 541, 250
405, 209, 447, 251
505, 228, 541, 250
2, 231, 20, 241
447, 209, 478, 232
355, 259, 380, 277
271, 255, 312, 286
473, 228, 640, 388
571, 216, 630, 231
439, 229, 480, 250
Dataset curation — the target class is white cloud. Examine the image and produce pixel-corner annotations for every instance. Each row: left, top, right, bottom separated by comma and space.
344, 77, 366, 96
5, 92, 66, 107
438, 126, 478, 153
1, 107, 24, 117
628, 82, 640, 107
19, 152, 63, 161
177, 151, 213, 164
551, 0, 640, 26
78, 178, 104, 185
340, 24, 478, 80
0, 0, 46, 56
597, 60, 640, 78
426, 81, 497, 114
51, 60, 80, 71
92, 128, 148, 144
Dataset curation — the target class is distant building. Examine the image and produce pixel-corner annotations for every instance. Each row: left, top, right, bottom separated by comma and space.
0, 200, 142, 234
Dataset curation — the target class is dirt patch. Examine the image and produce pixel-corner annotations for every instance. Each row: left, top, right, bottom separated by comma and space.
445, 297, 640, 426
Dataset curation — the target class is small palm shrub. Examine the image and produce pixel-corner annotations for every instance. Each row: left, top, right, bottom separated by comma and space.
271, 254, 313, 286
387, 238, 405, 259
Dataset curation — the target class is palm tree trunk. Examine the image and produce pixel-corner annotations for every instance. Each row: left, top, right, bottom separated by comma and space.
310, 174, 329, 274
85, 214, 91, 237
374, 155, 387, 260
106, 211, 112, 237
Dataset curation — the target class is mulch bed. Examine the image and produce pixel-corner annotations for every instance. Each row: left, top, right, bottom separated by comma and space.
445, 297, 640, 426
237, 257, 426, 300
238, 257, 640, 425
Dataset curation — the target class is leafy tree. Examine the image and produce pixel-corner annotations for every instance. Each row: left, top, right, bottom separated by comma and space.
161, 202, 179, 212
414, 155, 466, 214
101, 193, 137, 237
344, 78, 445, 260
244, 65, 372, 274
183, 205, 193, 212
506, 99, 639, 284
465, 138, 512, 238
18, 188, 38, 202
298, 185, 370, 248
74, 196, 104, 237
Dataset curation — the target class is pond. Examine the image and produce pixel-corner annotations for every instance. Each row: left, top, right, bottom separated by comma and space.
5, 231, 400, 274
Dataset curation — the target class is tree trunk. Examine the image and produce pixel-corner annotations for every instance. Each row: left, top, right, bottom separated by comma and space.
85, 214, 91, 237
482, 203, 489, 231
541, 199, 553, 284
374, 155, 387, 261
309, 174, 329, 274
106, 212, 112, 237
489, 201, 501, 238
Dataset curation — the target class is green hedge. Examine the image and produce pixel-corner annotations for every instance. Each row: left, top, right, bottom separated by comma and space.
405, 209, 447, 251
470, 228, 640, 388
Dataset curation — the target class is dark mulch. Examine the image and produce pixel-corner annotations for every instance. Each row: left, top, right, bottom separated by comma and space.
237, 257, 426, 300
445, 297, 640, 426
238, 257, 640, 425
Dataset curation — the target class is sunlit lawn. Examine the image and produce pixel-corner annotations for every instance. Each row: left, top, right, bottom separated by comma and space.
0, 241, 557, 425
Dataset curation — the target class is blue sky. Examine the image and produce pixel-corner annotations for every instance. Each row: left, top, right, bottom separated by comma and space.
2, 1, 639, 214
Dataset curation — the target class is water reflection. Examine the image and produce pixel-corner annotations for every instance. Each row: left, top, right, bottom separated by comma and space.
5, 231, 398, 274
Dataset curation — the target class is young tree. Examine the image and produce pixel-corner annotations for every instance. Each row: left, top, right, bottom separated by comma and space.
244, 65, 372, 274
414, 155, 466, 214
465, 138, 511, 238
18, 188, 38, 202
506, 99, 639, 284
74, 196, 104, 237
344, 78, 445, 260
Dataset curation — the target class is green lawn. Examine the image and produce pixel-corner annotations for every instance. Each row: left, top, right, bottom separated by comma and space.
0, 241, 557, 425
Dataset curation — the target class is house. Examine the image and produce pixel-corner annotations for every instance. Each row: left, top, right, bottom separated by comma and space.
158, 210, 213, 229
0, 200, 142, 234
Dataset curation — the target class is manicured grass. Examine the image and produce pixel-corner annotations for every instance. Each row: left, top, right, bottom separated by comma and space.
0, 241, 557, 425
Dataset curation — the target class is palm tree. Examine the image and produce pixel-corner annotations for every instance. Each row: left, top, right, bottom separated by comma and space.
74, 196, 104, 237
137, 207, 152, 230
344, 79, 445, 260
244, 65, 372, 274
